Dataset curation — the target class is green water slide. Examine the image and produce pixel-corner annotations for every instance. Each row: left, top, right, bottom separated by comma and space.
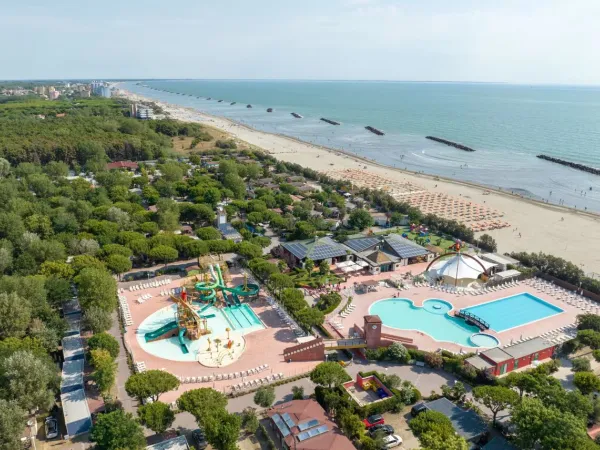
194, 264, 220, 312
178, 328, 189, 354
144, 321, 178, 342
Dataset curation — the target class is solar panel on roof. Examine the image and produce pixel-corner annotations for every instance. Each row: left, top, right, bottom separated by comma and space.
345, 237, 380, 252
282, 413, 296, 428
297, 425, 329, 441
272, 414, 291, 437
298, 419, 320, 431
284, 242, 308, 259
385, 235, 428, 258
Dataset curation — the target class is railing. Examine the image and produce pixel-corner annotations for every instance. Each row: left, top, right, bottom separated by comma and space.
323, 338, 367, 349
456, 310, 489, 331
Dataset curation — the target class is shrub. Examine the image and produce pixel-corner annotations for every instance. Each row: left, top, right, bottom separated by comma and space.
593, 350, 600, 362
424, 352, 443, 369
572, 357, 592, 372
88, 332, 120, 359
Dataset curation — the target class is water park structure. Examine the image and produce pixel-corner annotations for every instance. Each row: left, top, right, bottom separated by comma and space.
143, 264, 260, 356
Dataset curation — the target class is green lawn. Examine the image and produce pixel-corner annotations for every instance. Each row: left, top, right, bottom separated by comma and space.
291, 269, 343, 288
377, 227, 466, 251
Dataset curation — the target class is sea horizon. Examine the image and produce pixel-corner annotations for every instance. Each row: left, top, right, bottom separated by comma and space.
122, 80, 600, 213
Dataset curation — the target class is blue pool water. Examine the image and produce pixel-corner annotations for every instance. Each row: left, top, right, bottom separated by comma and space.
369, 299, 498, 348
462, 293, 563, 332
136, 304, 264, 362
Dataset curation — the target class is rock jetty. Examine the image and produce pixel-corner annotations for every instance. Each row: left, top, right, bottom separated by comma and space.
320, 118, 340, 125
365, 126, 384, 136
291, 112, 303, 118
230, 102, 236, 105
426, 136, 475, 152
537, 154, 600, 176
267, 108, 273, 112
246, 104, 252, 108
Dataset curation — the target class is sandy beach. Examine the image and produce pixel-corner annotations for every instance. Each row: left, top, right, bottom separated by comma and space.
121, 90, 600, 271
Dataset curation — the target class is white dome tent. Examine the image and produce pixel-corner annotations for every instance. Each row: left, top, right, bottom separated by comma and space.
426, 252, 495, 287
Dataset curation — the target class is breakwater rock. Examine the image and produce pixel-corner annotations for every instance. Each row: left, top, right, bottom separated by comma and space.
426, 136, 475, 152
320, 118, 340, 125
365, 126, 384, 135
537, 154, 600, 176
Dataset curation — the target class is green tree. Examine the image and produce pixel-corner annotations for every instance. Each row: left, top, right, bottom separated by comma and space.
318, 259, 330, 275
75, 267, 117, 312
338, 409, 365, 439
348, 209, 374, 230
512, 398, 590, 450
253, 386, 276, 408
573, 371, 600, 395
39, 261, 74, 279
237, 241, 263, 260
0, 158, 10, 178
310, 362, 348, 388
83, 305, 114, 333
0, 399, 26, 450
502, 371, 539, 398
240, 407, 259, 434
1, 351, 57, 412
204, 411, 241, 450
138, 401, 175, 434
125, 370, 180, 402
420, 430, 468, 450
295, 307, 324, 328
304, 258, 315, 272
90, 409, 146, 450
91, 349, 117, 394
473, 385, 519, 425
196, 226, 222, 241
88, 332, 120, 359
177, 388, 228, 423
0, 292, 31, 339
292, 385, 304, 400
268, 273, 295, 294
105, 254, 132, 278
148, 245, 178, 265
386, 342, 409, 362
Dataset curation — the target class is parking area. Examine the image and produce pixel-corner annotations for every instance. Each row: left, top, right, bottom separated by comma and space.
381, 410, 419, 450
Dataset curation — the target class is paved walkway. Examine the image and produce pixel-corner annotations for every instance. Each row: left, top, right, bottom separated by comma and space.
109, 310, 136, 413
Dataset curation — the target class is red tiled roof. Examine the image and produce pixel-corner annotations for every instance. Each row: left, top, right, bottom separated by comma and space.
106, 161, 139, 170
267, 400, 355, 450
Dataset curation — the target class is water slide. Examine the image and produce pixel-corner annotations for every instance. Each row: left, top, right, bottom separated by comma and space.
144, 321, 178, 342
178, 328, 189, 354
194, 264, 220, 312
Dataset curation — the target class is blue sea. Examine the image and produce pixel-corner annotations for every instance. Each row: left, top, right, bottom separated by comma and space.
122, 80, 600, 212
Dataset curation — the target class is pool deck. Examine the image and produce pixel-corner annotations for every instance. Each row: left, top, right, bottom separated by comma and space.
119, 272, 319, 404
329, 274, 581, 354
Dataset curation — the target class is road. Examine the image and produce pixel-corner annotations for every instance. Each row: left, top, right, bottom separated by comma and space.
109, 310, 136, 413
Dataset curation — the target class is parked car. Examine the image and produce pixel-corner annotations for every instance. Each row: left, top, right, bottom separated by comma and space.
369, 424, 395, 437
45, 417, 59, 439
192, 429, 208, 449
362, 414, 385, 428
411, 403, 428, 417
382, 434, 403, 449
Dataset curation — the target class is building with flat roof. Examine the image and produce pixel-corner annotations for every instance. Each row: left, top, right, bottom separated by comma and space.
146, 435, 189, 450
466, 336, 557, 376
267, 399, 355, 450
423, 397, 488, 444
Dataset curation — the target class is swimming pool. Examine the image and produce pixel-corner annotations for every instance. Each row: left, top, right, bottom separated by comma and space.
462, 292, 563, 332
136, 304, 264, 362
369, 299, 500, 348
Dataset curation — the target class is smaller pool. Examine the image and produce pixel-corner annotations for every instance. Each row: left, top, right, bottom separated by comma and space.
470, 333, 500, 347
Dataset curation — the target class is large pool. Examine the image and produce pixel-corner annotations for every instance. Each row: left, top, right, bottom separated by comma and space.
462, 292, 563, 332
369, 299, 499, 348
136, 304, 264, 362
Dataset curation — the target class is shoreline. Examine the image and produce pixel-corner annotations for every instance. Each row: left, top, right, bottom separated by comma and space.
118, 88, 600, 269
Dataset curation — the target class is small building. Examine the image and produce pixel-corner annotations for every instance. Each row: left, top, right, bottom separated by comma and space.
423, 397, 488, 445
465, 337, 557, 376
279, 237, 349, 269
202, 160, 220, 170
218, 223, 243, 243
343, 234, 433, 275
370, 212, 389, 227
480, 253, 520, 272
106, 161, 139, 171
267, 399, 355, 450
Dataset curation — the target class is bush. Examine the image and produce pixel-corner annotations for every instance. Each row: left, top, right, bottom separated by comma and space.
593, 350, 600, 362
572, 357, 592, 372
424, 352, 443, 369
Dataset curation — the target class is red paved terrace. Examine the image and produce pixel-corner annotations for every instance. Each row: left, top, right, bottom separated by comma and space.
106, 160, 139, 170
266, 399, 355, 450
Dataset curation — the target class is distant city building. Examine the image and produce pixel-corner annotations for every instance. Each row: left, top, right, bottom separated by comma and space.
50, 90, 60, 100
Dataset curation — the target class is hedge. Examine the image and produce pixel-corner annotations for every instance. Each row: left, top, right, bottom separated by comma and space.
257, 423, 276, 450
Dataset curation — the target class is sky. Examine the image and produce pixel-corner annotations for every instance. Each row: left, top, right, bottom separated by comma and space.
1, 0, 599, 84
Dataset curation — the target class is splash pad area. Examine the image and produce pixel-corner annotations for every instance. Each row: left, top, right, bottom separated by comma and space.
136, 303, 262, 364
